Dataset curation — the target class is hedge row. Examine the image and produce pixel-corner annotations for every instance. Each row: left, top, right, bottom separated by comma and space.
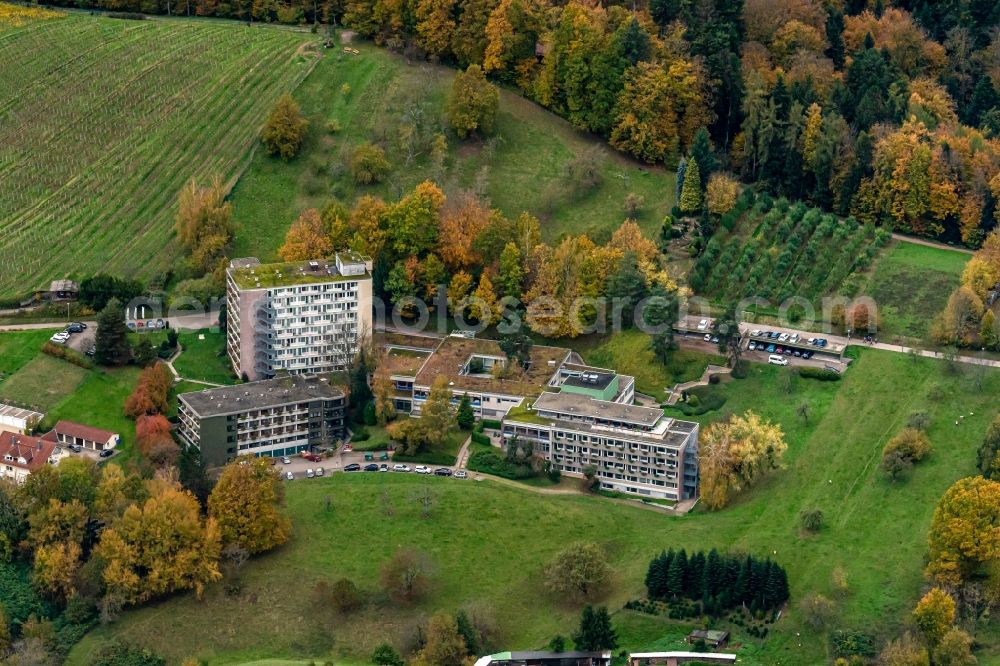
41, 342, 94, 370
795, 367, 841, 381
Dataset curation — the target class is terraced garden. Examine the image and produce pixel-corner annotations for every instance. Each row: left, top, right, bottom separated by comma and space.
0, 9, 317, 300
689, 197, 891, 305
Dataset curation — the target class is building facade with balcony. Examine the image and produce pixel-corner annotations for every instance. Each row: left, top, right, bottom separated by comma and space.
177, 375, 346, 467
502, 390, 699, 502
226, 253, 373, 382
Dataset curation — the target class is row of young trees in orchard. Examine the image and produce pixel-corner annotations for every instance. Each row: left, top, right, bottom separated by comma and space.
278, 180, 680, 339
645, 548, 790, 615
689, 192, 890, 303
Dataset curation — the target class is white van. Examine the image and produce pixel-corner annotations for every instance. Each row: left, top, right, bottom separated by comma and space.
768, 354, 789, 366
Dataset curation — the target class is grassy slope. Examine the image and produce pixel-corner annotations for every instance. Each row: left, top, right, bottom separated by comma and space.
68, 349, 1000, 665
0, 354, 89, 412
230, 40, 675, 260
0, 329, 59, 378
857, 240, 969, 340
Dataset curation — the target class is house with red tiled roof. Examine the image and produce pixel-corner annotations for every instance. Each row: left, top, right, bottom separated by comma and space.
51, 420, 119, 452
0, 431, 58, 484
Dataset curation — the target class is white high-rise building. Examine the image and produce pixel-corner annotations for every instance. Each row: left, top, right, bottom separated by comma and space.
225, 253, 373, 381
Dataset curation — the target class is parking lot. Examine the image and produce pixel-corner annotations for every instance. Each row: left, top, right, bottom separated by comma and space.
273, 447, 472, 481
47, 322, 94, 356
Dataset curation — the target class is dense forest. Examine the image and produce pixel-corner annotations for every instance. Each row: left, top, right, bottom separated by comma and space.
50, 0, 1000, 246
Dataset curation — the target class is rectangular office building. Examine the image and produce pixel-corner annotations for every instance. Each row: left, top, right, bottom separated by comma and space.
177, 375, 346, 467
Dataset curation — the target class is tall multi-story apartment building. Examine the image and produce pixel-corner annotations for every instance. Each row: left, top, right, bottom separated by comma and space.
226, 252, 373, 382
177, 374, 346, 467
502, 374, 699, 502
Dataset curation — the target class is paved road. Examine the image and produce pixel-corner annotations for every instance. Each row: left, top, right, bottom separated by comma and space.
0, 312, 218, 332
677, 316, 1000, 369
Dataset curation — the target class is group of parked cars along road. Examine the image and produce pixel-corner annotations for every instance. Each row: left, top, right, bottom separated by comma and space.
747, 330, 830, 357
280, 457, 467, 480
50, 323, 92, 354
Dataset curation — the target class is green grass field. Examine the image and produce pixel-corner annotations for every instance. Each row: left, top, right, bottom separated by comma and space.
173, 329, 235, 385
0, 329, 57, 379
857, 240, 969, 340
230, 39, 675, 260
0, 11, 316, 300
67, 348, 1000, 665
0, 354, 89, 412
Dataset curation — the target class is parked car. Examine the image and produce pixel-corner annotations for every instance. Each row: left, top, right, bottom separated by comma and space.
703, 333, 712, 342
750, 329, 762, 337
778, 333, 789, 342
363, 463, 379, 472
99, 449, 114, 458
315, 467, 325, 477
306, 469, 315, 478
775, 346, 784, 354
301, 452, 322, 462
379, 463, 389, 472
710, 336, 719, 344
766, 344, 776, 353
285, 471, 294, 480
434, 467, 452, 476
67, 323, 85, 333
50, 332, 69, 342
344, 463, 361, 472
789, 334, 800, 343
393, 464, 411, 472
414, 465, 431, 474
454, 470, 468, 479
768, 354, 789, 366
803, 350, 814, 359
342, 444, 354, 453
281, 456, 291, 464
697, 319, 709, 330
69, 443, 82, 453
748, 341, 757, 351
784, 348, 793, 355
793, 350, 802, 357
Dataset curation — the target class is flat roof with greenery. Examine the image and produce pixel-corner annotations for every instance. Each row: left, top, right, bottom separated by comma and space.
228, 258, 367, 290
414, 336, 570, 397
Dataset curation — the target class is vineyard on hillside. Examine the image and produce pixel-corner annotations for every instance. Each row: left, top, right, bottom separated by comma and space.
0, 10, 316, 300
688, 196, 891, 305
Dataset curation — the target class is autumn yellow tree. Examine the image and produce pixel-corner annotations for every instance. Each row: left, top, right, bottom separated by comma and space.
372, 357, 397, 426
698, 411, 788, 510
438, 191, 491, 270
411, 612, 469, 666
705, 172, 740, 216
98, 482, 222, 605
912, 587, 955, 647
447, 64, 499, 138
279, 208, 334, 261
610, 60, 710, 164
175, 176, 233, 275
349, 195, 388, 258
468, 273, 500, 325
261, 93, 309, 160
414, 0, 456, 58
448, 271, 474, 314
208, 457, 291, 555
926, 476, 1000, 586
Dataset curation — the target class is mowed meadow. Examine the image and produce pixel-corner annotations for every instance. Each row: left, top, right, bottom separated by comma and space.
0, 8, 316, 300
